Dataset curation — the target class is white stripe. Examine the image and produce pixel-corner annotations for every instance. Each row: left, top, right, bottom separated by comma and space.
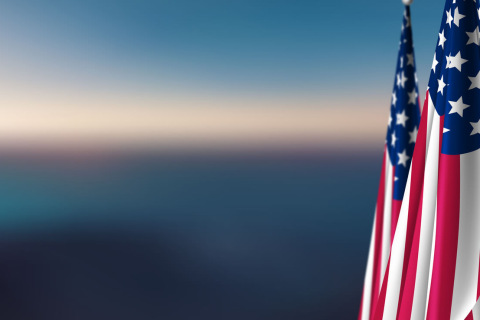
473, 299, 480, 320
382, 169, 413, 319
450, 150, 480, 320
423, 103, 440, 320
379, 94, 436, 320
410, 104, 441, 320
381, 152, 394, 284
361, 213, 377, 320
424, 206, 438, 320
424, 94, 435, 155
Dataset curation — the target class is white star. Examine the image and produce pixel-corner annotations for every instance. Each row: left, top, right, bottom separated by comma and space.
467, 27, 480, 46
396, 110, 409, 127
446, 54, 452, 67
469, 71, 480, 90
443, 127, 450, 134
432, 53, 439, 72
395, 176, 399, 182
408, 89, 417, 105
400, 57, 404, 68
470, 120, 480, 136
392, 91, 397, 106
447, 51, 468, 71
478, 7, 480, 21
388, 115, 393, 127
409, 127, 418, 144
398, 149, 411, 167
438, 29, 447, 49
438, 76, 447, 95
397, 73, 401, 87
391, 132, 397, 146
446, 9, 454, 28
448, 96, 470, 117
454, 8, 465, 27
399, 71, 408, 88
404, 9, 411, 28
407, 53, 414, 66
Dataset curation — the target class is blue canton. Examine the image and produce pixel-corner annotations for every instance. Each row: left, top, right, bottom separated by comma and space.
386, 6, 421, 201
428, 0, 480, 155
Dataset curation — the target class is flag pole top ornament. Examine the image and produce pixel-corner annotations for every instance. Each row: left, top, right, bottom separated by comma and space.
402, 0, 413, 5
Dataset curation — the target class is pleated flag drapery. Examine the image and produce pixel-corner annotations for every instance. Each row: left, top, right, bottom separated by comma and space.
358, 5, 421, 320
370, 0, 480, 319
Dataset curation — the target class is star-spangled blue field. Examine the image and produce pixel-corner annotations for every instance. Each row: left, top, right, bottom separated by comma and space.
0, 0, 449, 319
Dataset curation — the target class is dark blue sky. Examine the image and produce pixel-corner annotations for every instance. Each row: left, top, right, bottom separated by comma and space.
0, 0, 445, 97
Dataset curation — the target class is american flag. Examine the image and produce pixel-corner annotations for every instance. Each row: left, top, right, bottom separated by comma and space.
371, 0, 480, 319
358, 5, 421, 320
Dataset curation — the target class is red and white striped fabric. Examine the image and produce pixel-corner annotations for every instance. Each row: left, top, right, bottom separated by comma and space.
466, 299, 480, 320
370, 0, 480, 318
358, 147, 399, 320
372, 91, 480, 320
358, 6, 421, 320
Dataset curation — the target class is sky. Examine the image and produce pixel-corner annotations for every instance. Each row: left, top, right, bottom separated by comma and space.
0, 2, 454, 317
0, 0, 447, 150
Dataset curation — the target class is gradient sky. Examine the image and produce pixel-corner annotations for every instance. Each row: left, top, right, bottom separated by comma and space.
0, 0, 447, 149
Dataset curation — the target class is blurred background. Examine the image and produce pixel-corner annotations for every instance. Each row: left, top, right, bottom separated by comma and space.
0, 0, 444, 319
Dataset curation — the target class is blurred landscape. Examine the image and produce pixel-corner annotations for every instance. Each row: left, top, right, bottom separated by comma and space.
0, 0, 446, 318
0, 147, 380, 319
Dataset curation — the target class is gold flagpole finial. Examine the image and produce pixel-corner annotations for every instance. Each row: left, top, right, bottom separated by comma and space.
402, 0, 413, 5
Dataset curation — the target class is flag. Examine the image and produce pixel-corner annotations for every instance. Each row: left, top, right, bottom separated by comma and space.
358, 6, 421, 320
371, 0, 480, 319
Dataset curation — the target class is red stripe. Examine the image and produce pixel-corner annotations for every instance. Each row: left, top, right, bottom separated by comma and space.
395, 95, 429, 319
390, 91, 423, 246
372, 261, 390, 320
426, 115, 461, 320
369, 148, 388, 317
466, 311, 474, 320
396, 186, 424, 319
394, 180, 422, 320
371, 92, 430, 320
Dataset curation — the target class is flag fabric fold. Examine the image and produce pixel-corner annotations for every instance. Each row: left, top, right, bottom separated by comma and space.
371, 0, 480, 319
358, 6, 421, 320
466, 299, 480, 319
